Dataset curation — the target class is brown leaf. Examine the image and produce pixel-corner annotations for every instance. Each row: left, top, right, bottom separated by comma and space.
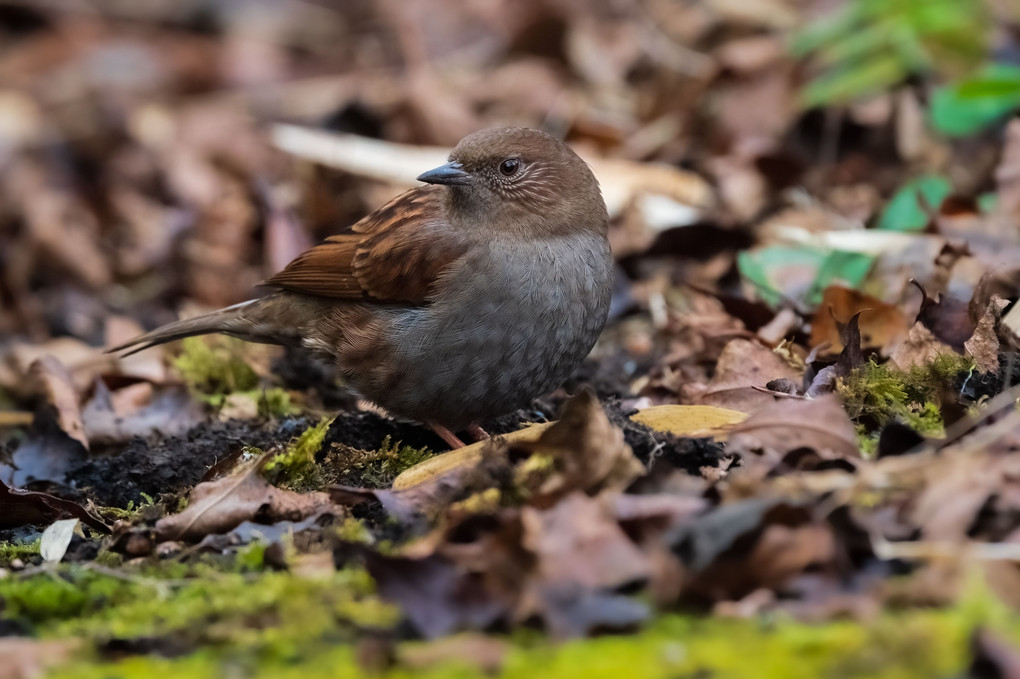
964, 297, 1008, 374
911, 279, 974, 351
727, 395, 859, 459
806, 312, 864, 397
517, 493, 651, 638
810, 286, 908, 353
82, 382, 203, 447
2, 411, 87, 487
524, 390, 644, 503
671, 499, 834, 602
698, 339, 803, 413
330, 446, 512, 530
28, 356, 87, 450
911, 453, 1001, 541
155, 454, 337, 541
0, 478, 109, 533
0, 638, 80, 679
365, 551, 511, 640
890, 321, 958, 371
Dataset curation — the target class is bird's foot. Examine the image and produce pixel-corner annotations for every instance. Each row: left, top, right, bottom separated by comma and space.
466, 424, 489, 442
428, 422, 467, 449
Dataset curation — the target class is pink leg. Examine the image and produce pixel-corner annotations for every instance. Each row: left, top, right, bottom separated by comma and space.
428, 422, 467, 449
466, 424, 489, 442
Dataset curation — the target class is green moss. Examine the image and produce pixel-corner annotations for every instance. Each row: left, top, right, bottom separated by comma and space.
39, 598, 1020, 679
233, 541, 270, 572
98, 493, 157, 523
4, 559, 1015, 679
838, 355, 974, 449
328, 437, 436, 488
0, 565, 397, 649
170, 336, 299, 417
172, 336, 260, 395
334, 517, 374, 546
263, 417, 333, 490
255, 387, 299, 418
0, 537, 40, 566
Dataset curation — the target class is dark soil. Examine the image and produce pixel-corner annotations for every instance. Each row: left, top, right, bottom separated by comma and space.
69, 419, 313, 507
65, 348, 721, 510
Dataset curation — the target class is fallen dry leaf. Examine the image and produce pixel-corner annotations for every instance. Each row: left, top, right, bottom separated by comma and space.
0, 638, 80, 679
726, 395, 860, 459
83, 382, 203, 447
524, 390, 644, 503
0, 478, 109, 532
391, 422, 553, 491
810, 286, 909, 354
517, 493, 651, 638
912, 280, 975, 352
28, 355, 87, 450
330, 445, 512, 530
630, 404, 746, 438
698, 338, 803, 413
890, 322, 958, 371
156, 454, 337, 541
964, 297, 1008, 374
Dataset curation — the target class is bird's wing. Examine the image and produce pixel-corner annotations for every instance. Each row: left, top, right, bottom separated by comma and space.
262, 186, 468, 304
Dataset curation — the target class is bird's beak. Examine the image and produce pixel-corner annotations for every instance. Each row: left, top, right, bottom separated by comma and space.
416, 161, 472, 186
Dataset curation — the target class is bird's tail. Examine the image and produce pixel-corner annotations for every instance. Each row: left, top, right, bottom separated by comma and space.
106, 295, 316, 356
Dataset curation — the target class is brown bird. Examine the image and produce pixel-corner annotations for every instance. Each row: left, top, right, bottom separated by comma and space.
109, 127, 613, 448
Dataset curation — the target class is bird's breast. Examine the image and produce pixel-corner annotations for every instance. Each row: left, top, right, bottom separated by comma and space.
337, 232, 613, 426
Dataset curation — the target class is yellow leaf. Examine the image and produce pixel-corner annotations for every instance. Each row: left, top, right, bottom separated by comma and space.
391, 422, 554, 490
630, 405, 746, 438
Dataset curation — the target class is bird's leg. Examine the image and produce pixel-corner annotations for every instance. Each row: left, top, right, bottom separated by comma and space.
428, 422, 467, 449
466, 424, 490, 442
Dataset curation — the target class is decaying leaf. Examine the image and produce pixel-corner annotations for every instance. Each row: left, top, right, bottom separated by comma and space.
27, 356, 87, 450
890, 322, 958, 371
726, 395, 859, 459
331, 446, 512, 529
697, 339, 803, 413
523, 390, 643, 503
517, 493, 651, 637
0, 478, 109, 533
810, 286, 909, 354
964, 297, 1008, 373
156, 454, 338, 541
397, 634, 508, 675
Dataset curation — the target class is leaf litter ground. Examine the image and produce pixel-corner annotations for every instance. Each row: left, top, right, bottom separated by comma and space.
5, 1, 1020, 677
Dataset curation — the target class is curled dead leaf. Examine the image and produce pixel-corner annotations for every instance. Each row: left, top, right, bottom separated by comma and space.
726, 395, 859, 459
156, 453, 338, 542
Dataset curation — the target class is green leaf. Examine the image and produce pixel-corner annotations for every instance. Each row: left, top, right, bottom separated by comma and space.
801, 54, 906, 107
958, 78, 1020, 99
808, 251, 875, 305
877, 175, 951, 231
739, 245, 874, 308
930, 64, 1020, 137
738, 247, 815, 307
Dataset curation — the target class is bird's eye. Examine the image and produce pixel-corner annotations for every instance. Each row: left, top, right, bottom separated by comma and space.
498, 158, 520, 177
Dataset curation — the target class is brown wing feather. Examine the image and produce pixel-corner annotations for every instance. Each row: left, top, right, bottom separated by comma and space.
262, 186, 467, 304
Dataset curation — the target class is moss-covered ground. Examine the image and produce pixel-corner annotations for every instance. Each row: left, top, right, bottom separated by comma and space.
0, 538, 1014, 679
